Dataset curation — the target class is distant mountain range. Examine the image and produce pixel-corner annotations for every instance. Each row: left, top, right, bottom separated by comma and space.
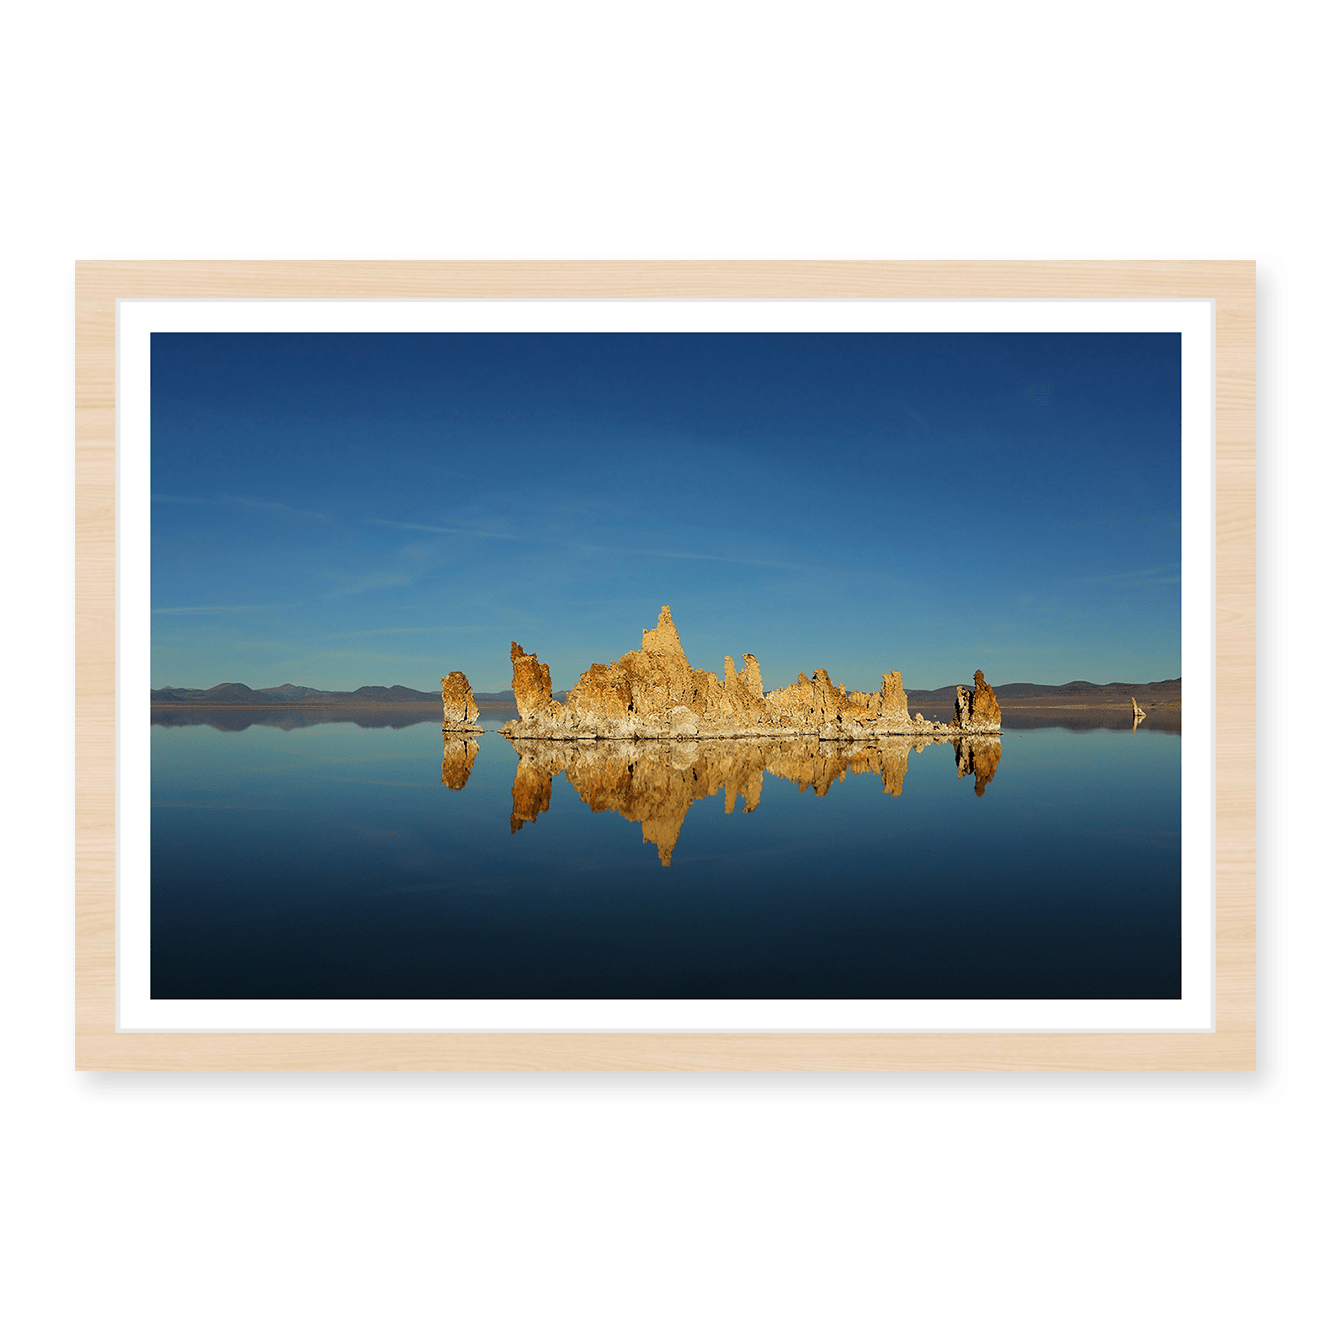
903, 678, 1180, 704
151, 679, 1175, 709
151, 682, 448, 707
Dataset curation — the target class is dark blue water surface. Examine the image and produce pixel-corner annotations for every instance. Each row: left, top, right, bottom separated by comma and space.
150, 714, 1181, 999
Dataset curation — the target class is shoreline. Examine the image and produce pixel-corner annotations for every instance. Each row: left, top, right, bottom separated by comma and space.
499, 716, 1000, 741
991, 702, 1181, 712
497, 730, 1000, 745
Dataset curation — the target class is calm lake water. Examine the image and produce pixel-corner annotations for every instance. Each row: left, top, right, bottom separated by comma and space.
150, 711, 1181, 999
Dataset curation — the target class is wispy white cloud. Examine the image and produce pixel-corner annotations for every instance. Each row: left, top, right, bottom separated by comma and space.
151, 800, 284, 811
575, 542, 805, 571
153, 604, 284, 616
320, 648, 445, 665
364, 519, 527, 541
322, 570, 415, 599
1067, 564, 1180, 588
318, 624, 498, 640
364, 518, 803, 571
153, 493, 332, 521
225, 495, 332, 521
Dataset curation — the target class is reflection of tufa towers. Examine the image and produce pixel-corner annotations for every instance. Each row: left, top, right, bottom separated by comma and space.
954, 736, 1001, 796
503, 734, 989, 866
441, 737, 479, 790
1131, 697, 1147, 732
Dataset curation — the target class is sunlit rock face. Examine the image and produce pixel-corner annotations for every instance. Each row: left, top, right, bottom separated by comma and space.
503, 733, 968, 866
510, 642, 565, 725
764, 670, 844, 728
954, 735, 1001, 796
970, 671, 1002, 728
564, 661, 636, 731
441, 671, 483, 732
717, 653, 768, 727
953, 670, 1002, 733
501, 606, 996, 741
440, 736, 479, 789
764, 668, 913, 732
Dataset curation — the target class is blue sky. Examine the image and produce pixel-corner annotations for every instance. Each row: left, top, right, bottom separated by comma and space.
151, 332, 1181, 693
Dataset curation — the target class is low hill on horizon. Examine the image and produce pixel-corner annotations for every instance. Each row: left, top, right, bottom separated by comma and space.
902, 677, 1180, 704
149, 683, 566, 708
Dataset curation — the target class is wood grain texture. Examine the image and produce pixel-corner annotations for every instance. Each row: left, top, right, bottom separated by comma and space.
75, 261, 1255, 1070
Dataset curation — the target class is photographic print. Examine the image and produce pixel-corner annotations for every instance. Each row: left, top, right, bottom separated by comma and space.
146, 324, 1189, 1006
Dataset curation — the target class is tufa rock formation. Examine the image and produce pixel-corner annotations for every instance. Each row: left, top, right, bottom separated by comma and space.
502, 607, 1000, 741
441, 671, 483, 731
763, 667, 912, 731
510, 642, 563, 725
953, 670, 1002, 732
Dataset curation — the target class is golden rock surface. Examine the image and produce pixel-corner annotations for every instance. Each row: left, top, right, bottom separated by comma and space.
952, 669, 1003, 732
510, 642, 564, 725
440, 671, 483, 731
501, 606, 1000, 741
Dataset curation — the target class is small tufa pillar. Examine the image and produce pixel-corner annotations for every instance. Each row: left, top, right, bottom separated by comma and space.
509, 642, 564, 723
441, 671, 483, 731
954, 670, 1002, 731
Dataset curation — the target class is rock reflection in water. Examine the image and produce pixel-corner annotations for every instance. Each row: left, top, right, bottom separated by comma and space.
504, 733, 993, 866
440, 736, 479, 790
954, 735, 1001, 797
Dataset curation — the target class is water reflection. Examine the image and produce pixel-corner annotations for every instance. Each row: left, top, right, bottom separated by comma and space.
955, 736, 1001, 796
150, 707, 445, 732
440, 736, 479, 790
502, 734, 998, 865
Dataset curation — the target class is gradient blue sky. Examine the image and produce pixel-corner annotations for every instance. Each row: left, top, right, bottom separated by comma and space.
151, 332, 1181, 693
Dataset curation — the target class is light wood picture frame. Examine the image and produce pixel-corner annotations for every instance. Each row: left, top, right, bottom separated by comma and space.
75, 260, 1254, 1070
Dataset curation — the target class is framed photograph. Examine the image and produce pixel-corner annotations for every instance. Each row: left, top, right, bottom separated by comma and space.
75, 261, 1254, 1069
